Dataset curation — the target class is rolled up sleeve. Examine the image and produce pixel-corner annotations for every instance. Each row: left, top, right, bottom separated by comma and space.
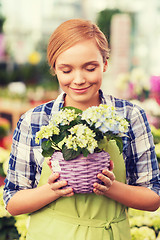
124, 105, 160, 196
3, 110, 44, 207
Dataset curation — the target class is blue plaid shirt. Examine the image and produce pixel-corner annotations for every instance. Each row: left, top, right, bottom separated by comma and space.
3, 90, 160, 207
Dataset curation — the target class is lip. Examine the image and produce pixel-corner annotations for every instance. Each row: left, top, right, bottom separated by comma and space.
70, 86, 91, 93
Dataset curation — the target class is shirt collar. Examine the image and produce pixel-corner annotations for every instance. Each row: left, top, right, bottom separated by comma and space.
50, 89, 107, 118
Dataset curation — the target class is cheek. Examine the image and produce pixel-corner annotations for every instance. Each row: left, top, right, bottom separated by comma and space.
87, 72, 103, 84
57, 74, 71, 86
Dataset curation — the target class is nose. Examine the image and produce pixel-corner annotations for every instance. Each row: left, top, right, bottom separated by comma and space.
73, 71, 86, 85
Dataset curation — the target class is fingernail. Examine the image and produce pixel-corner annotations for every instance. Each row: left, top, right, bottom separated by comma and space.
97, 173, 102, 179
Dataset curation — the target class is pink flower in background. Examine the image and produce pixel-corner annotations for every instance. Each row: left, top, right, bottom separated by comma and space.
150, 76, 160, 104
150, 76, 160, 92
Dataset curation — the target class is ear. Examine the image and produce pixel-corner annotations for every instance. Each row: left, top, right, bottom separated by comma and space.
51, 66, 56, 76
103, 60, 108, 72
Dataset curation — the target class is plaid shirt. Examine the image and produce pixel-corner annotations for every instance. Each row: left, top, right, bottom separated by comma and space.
3, 90, 160, 207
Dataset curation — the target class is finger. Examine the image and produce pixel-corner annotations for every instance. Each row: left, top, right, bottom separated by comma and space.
56, 187, 74, 197
64, 191, 74, 197
48, 173, 60, 184
93, 187, 104, 196
102, 169, 115, 182
46, 158, 52, 169
93, 183, 108, 195
97, 173, 113, 188
50, 179, 68, 190
109, 160, 114, 171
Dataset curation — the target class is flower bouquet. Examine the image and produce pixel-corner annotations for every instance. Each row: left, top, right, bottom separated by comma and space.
36, 104, 129, 193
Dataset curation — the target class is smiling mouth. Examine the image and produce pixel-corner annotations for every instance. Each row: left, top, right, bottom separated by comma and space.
70, 86, 91, 93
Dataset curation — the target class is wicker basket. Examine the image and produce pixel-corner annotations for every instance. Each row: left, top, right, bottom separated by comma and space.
50, 151, 110, 193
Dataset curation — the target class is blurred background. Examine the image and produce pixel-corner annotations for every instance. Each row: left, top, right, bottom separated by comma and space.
0, 1, 160, 239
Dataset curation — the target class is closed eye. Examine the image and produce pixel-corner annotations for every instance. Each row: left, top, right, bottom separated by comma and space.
63, 70, 72, 73
57, 65, 72, 74
85, 63, 99, 72
86, 67, 96, 72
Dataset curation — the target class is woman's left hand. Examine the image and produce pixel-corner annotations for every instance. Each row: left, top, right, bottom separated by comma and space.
93, 160, 115, 196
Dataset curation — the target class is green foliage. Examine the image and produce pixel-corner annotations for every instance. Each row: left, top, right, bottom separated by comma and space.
41, 140, 55, 157
96, 8, 135, 48
0, 163, 5, 177
0, 62, 59, 90
0, 1, 5, 34
0, 217, 20, 240
0, 186, 29, 240
0, 127, 7, 138
151, 125, 160, 144
62, 145, 82, 161
151, 125, 160, 162
96, 8, 121, 45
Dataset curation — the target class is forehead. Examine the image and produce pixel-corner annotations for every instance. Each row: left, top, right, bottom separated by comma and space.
55, 39, 103, 65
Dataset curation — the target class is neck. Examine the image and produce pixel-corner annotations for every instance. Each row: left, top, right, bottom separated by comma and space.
64, 94, 101, 110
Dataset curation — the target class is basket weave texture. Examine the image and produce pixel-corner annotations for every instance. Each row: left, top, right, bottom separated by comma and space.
50, 151, 110, 193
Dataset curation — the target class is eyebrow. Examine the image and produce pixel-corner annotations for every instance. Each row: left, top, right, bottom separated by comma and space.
57, 61, 99, 69
82, 61, 99, 68
57, 64, 71, 68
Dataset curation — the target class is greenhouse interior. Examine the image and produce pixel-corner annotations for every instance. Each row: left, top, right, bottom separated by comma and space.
0, 0, 160, 239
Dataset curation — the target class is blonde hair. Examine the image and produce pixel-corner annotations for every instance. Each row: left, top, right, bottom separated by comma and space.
47, 19, 109, 70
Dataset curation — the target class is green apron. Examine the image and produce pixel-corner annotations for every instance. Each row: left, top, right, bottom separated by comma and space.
26, 141, 131, 240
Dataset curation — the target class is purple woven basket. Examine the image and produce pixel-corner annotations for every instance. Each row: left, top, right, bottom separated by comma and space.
50, 151, 110, 193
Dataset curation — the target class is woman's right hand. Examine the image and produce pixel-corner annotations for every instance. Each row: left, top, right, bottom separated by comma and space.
47, 172, 74, 198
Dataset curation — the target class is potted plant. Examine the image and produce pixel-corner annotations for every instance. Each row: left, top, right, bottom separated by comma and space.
36, 104, 129, 193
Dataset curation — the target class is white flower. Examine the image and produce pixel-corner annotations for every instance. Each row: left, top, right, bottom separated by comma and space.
64, 124, 98, 153
130, 227, 156, 240
35, 123, 59, 144
51, 108, 79, 126
82, 104, 129, 135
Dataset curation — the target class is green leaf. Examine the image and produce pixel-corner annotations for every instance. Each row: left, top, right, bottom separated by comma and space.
51, 132, 67, 144
114, 137, 123, 154
41, 140, 52, 151
94, 129, 104, 141
98, 137, 108, 151
82, 148, 90, 157
42, 148, 55, 157
104, 131, 116, 139
62, 145, 81, 160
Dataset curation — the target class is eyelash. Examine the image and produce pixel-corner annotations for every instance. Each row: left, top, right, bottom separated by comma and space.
63, 70, 71, 74
62, 67, 96, 74
86, 67, 96, 72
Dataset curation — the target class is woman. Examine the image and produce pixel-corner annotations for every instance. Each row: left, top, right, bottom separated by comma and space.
3, 19, 160, 240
